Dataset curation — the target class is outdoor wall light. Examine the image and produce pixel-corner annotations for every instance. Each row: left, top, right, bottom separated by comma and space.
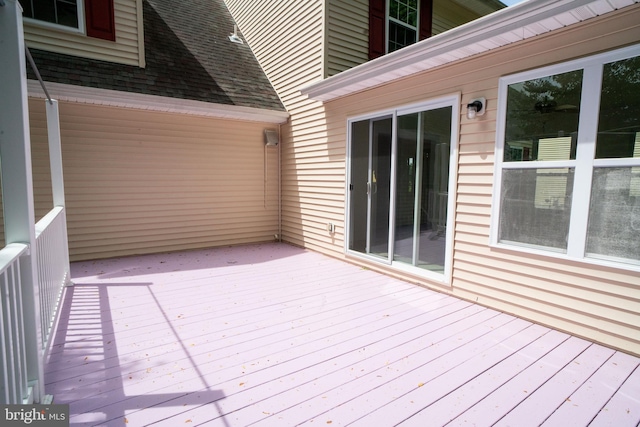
467, 97, 486, 119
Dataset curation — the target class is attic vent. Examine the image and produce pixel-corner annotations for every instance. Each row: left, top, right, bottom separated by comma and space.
229, 25, 243, 44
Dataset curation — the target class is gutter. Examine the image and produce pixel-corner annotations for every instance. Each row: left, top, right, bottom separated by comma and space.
27, 80, 290, 124
301, 0, 637, 101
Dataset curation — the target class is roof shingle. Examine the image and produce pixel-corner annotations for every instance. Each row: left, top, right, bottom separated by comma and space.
27, 0, 285, 112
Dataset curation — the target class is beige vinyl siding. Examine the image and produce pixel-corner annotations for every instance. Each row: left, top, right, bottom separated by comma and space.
23, 0, 144, 66
226, 0, 345, 256
299, 5, 640, 354
27, 99, 279, 261
325, 0, 369, 77
324, 0, 504, 78
432, 0, 489, 35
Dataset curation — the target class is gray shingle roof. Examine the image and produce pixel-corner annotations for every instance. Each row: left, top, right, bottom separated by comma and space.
27, 0, 285, 112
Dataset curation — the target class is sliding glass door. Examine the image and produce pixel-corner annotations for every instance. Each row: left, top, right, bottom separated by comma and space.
347, 97, 457, 279
348, 117, 393, 261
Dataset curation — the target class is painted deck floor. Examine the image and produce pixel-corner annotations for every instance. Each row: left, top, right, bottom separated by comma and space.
45, 243, 640, 427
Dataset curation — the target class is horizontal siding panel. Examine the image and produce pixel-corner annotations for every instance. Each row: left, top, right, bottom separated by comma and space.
453, 267, 639, 324
452, 275, 640, 354
456, 212, 491, 227
456, 204, 492, 218
226, 0, 329, 256
23, 0, 142, 66
27, 99, 279, 261
454, 239, 640, 286
454, 223, 490, 239
457, 173, 494, 185
456, 251, 640, 300
326, 0, 369, 77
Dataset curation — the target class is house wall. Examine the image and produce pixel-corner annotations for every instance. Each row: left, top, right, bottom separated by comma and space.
225, 0, 504, 258
323, 0, 501, 78
26, 99, 280, 261
225, 0, 344, 255
432, 0, 489, 35
325, 0, 369, 78
23, 0, 144, 67
296, 6, 640, 354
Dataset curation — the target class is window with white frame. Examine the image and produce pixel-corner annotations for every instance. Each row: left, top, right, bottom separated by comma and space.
492, 44, 640, 268
20, 0, 81, 29
19, 0, 116, 41
388, 0, 419, 53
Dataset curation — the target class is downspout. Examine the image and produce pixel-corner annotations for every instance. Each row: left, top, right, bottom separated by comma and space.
277, 122, 282, 242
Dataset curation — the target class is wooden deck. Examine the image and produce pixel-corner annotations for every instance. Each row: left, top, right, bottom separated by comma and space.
44, 243, 640, 427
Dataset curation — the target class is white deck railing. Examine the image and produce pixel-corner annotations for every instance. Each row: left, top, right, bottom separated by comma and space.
35, 206, 70, 351
0, 243, 30, 404
1, 1, 70, 404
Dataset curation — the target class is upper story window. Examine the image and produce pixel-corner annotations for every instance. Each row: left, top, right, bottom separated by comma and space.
491, 44, 640, 270
21, 0, 79, 29
369, 0, 432, 59
388, 0, 419, 53
19, 0, 116, 41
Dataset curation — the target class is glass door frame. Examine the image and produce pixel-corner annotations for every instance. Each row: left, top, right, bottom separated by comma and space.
345, 94, 460, 285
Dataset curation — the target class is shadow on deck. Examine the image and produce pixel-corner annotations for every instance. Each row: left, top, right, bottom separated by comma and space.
44, 243, 640, 426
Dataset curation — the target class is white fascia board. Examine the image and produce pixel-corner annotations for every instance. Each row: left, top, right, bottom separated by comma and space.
27, 80, 290, 124
301, 0, 636, 102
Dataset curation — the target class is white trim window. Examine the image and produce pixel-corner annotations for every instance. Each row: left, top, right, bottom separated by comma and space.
20, 0, 83, 31
387, 0, 419, 53
20, 0, 116, 41
491, 44, 640, 269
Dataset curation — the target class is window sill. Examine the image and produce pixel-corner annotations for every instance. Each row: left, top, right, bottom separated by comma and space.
23, 17, 85, 37
489, 241, 640, 274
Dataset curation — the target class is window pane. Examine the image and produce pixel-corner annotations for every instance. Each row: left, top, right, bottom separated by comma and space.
19, 0, 78, 28
33, 0, 56, 23
20, 0, 34, 18
388, 21, 417, 53
390, 0, 400, 20
394, 108, 452, 273
418, 108, 451, 272
56, 0, 78, 28
499, 168, 574, 251
595, 55, 640, 159
370, 118, 393, 258
394, 114, 418, 264
586, 167, 640, 263
390, 0, 418, 25
504, 70, 582, 162
348, 120, 370, 254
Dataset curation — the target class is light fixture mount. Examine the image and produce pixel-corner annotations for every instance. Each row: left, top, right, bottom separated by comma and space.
467, 97, 486, 119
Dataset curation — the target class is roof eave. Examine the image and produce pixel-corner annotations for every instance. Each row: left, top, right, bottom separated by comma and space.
301, 0, 637, 102
28, 80, 289, 124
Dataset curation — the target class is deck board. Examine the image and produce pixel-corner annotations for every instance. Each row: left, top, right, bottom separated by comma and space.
43, 243, 640, 426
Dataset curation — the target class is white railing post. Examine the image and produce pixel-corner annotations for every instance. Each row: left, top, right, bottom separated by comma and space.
0, 0, 45, 404
45, 100, 73, 287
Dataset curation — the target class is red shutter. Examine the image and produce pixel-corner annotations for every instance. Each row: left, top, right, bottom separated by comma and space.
85, 0, 116, 41
369, 0, 385, 59
419, 0, 433, 41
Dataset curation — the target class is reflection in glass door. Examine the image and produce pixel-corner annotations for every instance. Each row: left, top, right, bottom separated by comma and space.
348, 117, 393, 261
394, 108, 452, 273
369, 118, 392, 258
347, 101, 455, 277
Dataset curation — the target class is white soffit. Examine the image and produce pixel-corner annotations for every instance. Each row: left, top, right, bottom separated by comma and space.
301, 0, 639, 102
27, 80, 290, 124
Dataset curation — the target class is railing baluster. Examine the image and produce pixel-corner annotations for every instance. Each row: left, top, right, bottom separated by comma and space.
35, 206, 70, 351
0, 243, 29, 404
10, 259, 29, 402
